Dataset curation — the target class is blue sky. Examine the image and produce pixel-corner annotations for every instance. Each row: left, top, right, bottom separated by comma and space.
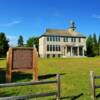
0, 0, 100, 45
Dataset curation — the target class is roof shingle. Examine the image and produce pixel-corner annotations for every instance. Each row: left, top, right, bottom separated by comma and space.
43, 28, 86, 38
41, 21, 86, 38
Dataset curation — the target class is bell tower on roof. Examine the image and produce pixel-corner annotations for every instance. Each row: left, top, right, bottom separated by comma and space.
70, 20, 76, 31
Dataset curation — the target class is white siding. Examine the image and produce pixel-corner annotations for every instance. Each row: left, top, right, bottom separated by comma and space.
39, 37, 46, 58
39, 35, 86, 58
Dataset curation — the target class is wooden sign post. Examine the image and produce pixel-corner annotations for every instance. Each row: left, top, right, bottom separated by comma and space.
6, 47, 38, 82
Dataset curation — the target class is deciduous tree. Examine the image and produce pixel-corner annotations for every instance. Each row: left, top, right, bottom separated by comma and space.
26, 36, 39, 51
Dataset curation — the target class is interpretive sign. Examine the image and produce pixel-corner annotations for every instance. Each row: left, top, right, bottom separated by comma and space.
6, 47, 38, 82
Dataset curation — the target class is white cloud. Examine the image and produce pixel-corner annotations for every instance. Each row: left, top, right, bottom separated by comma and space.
92, 14, 100, 19
7, 35, 17, 40
7, 35, 18, 46
0, 20, 21, 27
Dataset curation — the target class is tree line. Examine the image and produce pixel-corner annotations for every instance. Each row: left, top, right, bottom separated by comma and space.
86, 33, 100, 57
17, 35, 39, 51
0, 32, 100, 57
0, 32, 39, 57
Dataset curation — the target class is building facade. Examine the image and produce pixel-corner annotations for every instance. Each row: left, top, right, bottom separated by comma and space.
39, 21, 86, 58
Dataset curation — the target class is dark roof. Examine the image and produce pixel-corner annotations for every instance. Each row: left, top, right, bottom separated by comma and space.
41, 28, 86, 38
40, 21, 86, 38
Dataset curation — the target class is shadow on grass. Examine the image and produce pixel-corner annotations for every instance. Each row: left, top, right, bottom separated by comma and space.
0, 68, 66, 83
12, 72, 32, 82
13, 72, 66, 81
0, 91, 15, 97
12, 72, 65, 82
60, 93, 84, 100
0, 68, 6, 83
96, 93, 100, 99
38, 73, 66, 80
0, 68, 33, 83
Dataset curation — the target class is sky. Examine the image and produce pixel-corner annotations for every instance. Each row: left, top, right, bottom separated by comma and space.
0, 0, 100, 45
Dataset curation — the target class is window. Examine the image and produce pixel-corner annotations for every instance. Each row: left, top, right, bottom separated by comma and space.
71, 37, 73, 42
50, 45, 52, 51
55, 36, 58, 41
53, 54, 55, 57
74, 38, 76, 42
47, 36, 60, 42
47, 45, 49, 51
47, 54, 50, 58
56, 45, 60, 51
50, 36, 52, 41
63, 37, 68, 42
79, 38, 81, 42
53, 45, 55, 51
56, 45, 57, 51
58, 36, 60, 41
53, 36, 55, 41
58, 45, 61, 51
56, 36, 59, 41
47, 45, 61, 51
58, 54, 61, 57
71, 37, 76, 42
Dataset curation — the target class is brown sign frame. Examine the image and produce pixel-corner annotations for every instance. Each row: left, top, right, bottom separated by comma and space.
6, 47, 38, 82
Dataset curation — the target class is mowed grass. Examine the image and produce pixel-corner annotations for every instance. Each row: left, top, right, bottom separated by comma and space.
0, 57, 100, 100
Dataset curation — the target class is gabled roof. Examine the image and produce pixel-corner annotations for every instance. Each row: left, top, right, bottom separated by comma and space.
42, 28, 86, 38
40, 21, 86, 38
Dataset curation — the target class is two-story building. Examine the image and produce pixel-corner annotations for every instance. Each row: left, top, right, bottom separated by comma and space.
39, 21, 86, 58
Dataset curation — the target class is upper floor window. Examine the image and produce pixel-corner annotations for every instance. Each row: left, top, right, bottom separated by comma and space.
71, 37, 74, 42
79, 38, 81, 42
47, 36, 60, 42
71, 37, 76, 42
74, 38, 76, 42
50, 36, 52, 41
63, 37, 68, 42
56, 36, 60, 41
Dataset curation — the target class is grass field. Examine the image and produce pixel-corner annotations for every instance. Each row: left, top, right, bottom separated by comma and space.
0, 57, 100, 100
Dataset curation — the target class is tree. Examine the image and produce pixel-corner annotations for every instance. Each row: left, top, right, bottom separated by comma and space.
18, 35, 24, 47
98, 35, 100, 55
92, 33, 98, 55
93, 33, 97, 45
86, 35, 95, 57
0, 32, 9, 57
26, 36, 39, 51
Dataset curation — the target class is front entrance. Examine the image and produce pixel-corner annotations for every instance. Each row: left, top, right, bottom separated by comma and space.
65, 46, 84, 57
73, 47, 77, 56
67, 47, 71, 56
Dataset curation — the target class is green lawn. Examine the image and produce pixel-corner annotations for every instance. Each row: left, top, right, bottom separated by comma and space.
0, 57, 100, 100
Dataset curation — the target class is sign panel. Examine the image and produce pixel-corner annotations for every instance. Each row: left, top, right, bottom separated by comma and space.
12, 48, 33, 69
6, 47, 38, 82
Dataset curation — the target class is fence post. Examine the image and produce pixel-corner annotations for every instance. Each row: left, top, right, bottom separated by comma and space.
56, 74, 60, 100
90, 71, 96, 100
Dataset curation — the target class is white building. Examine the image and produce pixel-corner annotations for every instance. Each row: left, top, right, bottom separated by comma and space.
39, 21, 86, 58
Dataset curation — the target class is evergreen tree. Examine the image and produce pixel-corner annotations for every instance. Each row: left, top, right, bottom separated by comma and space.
0, 32, 9, 57
93, 33, 97, 45
98, 35, 100, 56
86, 35, 95, 57
18, 35, 24, 47
92, 33, 98, 55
